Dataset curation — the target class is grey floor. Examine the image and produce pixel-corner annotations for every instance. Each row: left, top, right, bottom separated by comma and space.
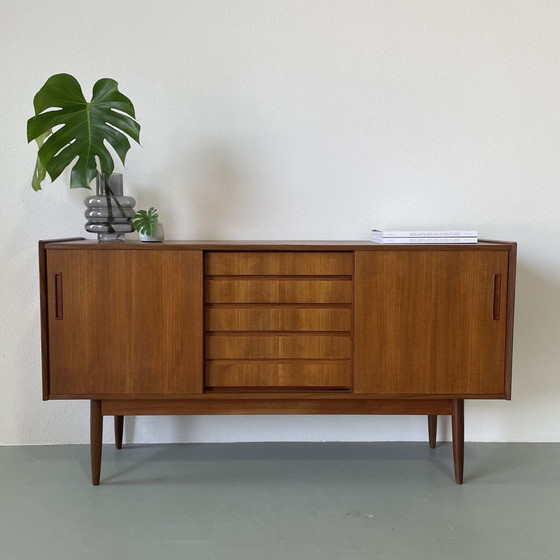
0, 442, 558, 560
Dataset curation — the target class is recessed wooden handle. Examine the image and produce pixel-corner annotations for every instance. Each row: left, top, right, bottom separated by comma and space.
55, 273, 63, 320
492, 273, 501, 320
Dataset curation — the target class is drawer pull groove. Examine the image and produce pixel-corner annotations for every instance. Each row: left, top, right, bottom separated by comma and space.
55, 273, 63, 320
493, 273, 501, 320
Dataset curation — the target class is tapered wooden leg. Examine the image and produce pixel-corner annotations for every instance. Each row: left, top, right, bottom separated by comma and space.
452, 399, 464, 484
90, 400, 103, 486
428, 415, 437, 449
114, 416, 124, 449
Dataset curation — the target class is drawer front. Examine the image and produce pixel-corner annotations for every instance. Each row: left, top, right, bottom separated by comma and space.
205, 306, 352, 332
206, 334, 352, 359
206, 362, 352, 389
205, 279, 352, 304
204, 250, 354, 392
206, 251, 353, 276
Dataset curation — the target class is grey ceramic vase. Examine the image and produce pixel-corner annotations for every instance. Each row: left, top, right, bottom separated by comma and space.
84, 173, 136, 242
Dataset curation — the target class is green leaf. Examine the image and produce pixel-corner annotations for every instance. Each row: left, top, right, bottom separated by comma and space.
133, 207, 159, 236
31, 131, 51, 191
27, 73, 140, 189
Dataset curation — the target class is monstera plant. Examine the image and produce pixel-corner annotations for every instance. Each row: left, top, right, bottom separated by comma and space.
27, 73, 141, 190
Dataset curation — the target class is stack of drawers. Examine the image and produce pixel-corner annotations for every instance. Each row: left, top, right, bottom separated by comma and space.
204, 251, 354, 391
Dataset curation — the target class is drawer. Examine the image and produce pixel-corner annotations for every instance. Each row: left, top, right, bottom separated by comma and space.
205, 252, 353, 276
206, 362, 352, 389
205, 279, 352, 304
205, 305, 352, 332
206, 334, 352, 359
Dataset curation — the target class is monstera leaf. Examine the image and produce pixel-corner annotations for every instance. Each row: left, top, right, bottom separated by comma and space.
27, 73, 140, 190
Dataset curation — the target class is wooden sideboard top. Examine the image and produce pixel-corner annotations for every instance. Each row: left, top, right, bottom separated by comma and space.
42, 239, 515, 251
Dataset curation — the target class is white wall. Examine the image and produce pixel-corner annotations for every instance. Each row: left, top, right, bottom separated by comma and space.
1, 0, 559, 444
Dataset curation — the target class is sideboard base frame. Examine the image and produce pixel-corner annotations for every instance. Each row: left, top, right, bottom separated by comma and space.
91, 398, 464, 486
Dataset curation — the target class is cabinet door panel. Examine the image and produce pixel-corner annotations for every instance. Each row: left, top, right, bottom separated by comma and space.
354, 250, 509, 396
46, 249, 203, 396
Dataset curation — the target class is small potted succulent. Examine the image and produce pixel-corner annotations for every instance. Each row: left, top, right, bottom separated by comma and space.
133, 207, 164, 242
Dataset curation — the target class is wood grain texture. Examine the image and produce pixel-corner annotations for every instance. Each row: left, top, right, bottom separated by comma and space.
205, 361, 352, 389
90, 400, 102, 485
204, 251, 354, 390
354, 250, 510, 396
452, 400, 465, 484
102, 398, 455, 416
504, 243, 517, 399
39, 239, 84, 400
46, 249, 204, 396
114, 415, 123, 449
206, 334, 352, 359
39, 240, 516, 485
39, 241, 51, 401
44, 239, 508, 250
428, 415, 437, 448
48, 390, 506, 400
205, 305, 352, 332
205, 251, 353, 275
205, 278, 352, 303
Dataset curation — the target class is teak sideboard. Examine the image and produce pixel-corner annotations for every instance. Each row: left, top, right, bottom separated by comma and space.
39, 239, 516, 485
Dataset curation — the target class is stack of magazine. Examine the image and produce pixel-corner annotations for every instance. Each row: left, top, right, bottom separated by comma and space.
370, 230, 478, 244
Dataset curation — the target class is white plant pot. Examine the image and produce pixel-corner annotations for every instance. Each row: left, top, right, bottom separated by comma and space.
139, 222, 164, 242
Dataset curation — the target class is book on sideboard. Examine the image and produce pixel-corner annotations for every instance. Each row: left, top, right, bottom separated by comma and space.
370, 237, 478, 244
370, 230, 478, 244
371, 229, 478, 238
